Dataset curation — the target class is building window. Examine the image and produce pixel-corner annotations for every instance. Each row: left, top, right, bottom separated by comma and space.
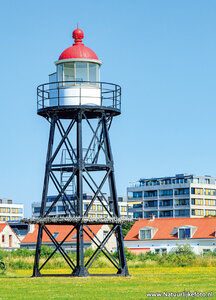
179, 228, 191, 239
121, 206, 127, 212
203, 249, 211, 254
2, 235, 5, 243
133, 203, 142, 208
103, 230, 109, 240
58, 206, 65, 212
133, 192, 143, 198
159, 189, 173, 196
134, 212, 142, 218
144, 191, 157, 197
175, 188, 189, 195
53, 232, 59, 238
155, 248, 167, 254
159, 210, 173, 217
34, 207, 40, 213
139, 229, 151, 239
175, 210, 190, 217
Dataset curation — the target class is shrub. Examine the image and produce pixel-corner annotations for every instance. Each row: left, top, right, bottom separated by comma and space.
171, 245, 196, 267
9, 259, 32, 270
40, 246, 55, 258
0, 249, 10, 260
11, 248, 35, 257
113, 247, 136, 261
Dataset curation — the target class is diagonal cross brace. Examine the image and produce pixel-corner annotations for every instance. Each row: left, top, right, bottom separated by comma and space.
50, 171, 76, 215
56, 119, 77, 163
83, 117, 102, 163
45, 167, 77, 216
50, 119, 75, 165
83, 174, 112, 217
39, 225, 77, 271
85, 225, 117, 269
84, 225, 120, 270
83, 169, 111, 216
43, 225, 75, 270
83, 114, 106, 155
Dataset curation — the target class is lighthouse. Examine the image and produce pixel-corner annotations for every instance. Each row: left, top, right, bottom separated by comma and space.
29, 27, 129, 277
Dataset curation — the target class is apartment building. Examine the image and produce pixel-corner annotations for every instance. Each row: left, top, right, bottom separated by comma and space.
127, 174, 216, 219
32, 193, 129, 218
0, 198, 24, 222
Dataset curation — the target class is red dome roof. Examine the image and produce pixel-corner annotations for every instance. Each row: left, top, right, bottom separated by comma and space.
59, 27, 99, 61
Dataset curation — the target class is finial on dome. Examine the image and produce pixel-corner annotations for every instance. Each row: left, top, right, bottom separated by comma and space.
73, 26, 84, 45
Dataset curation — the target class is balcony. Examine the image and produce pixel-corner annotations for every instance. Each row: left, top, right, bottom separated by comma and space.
144, 196, 158, 200
144, 206, 158, 211
174, 204, 190, 209
128, 207, 143, 213
174, 194, 189, 198
37, 81, 121, 118
159, 206, 173, 210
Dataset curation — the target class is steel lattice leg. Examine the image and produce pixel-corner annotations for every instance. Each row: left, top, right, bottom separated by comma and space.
33, 116, 56, 277
102, 116, 129, 276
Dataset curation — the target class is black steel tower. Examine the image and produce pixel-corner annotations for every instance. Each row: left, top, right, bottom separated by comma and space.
27, 27, 129, 277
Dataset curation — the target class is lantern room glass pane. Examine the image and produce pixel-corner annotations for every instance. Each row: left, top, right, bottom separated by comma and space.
57, 64, 63, 82
75, 62, 88, 83
63, 63, 75, 83
89, 63, 98, 84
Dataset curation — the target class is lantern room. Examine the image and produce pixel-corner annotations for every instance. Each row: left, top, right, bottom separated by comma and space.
37, 27, 121, 116
55, 27, 102, 85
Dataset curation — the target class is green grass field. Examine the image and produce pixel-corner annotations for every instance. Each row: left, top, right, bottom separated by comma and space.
0, 267, 215, 299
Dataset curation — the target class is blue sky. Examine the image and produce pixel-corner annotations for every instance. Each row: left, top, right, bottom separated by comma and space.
0, 0, 216, 216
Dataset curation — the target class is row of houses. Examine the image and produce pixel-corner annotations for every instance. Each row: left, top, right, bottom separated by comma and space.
1, 217, 216, 255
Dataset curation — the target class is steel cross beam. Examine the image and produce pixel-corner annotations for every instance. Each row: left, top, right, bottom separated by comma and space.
56, 119, 77, 162
49, 172, 72, 216
50, 171, 76, 215
82, 170, 111, 216
82, 174, 112, 217
43, 225, 75, 270
85, 225, 117, 269
84, 225, 120, 269
45, 167, 77, 216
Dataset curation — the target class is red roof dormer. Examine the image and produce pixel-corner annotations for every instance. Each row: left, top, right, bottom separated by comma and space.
58, 27, 99, 61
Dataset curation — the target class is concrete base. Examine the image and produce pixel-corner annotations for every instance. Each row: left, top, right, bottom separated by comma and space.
72, 266, 90, 277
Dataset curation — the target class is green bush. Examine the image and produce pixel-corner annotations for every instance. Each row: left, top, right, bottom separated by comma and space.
40, 246, 55, 258
84, 248, 95, 258
11, 248, 35, 257
9, 259, 32, 270
0, 249, 10, 260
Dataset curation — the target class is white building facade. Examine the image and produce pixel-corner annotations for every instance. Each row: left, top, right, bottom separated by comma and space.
0, 198, 24, 222
0, 223, 20, 250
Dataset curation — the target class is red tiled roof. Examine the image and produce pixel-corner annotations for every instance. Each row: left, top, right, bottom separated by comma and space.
124, 218, 216, 241
0, 223, 7, 232
22, 224, 103, 244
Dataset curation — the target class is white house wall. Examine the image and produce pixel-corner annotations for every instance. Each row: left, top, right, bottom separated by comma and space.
92, 225, 117, 252
124, 239, 216, 255
0, 225, 20, 250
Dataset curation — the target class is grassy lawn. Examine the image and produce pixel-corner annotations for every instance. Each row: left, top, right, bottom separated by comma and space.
0, 267, 215, 299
